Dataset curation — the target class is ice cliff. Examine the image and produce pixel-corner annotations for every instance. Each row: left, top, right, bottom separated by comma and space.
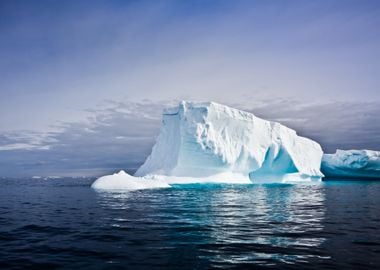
322, 150, 380, 179
136, 101, 323, 180
92, 101, 324, 190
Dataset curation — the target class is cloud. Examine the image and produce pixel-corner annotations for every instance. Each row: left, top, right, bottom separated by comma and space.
0, 98, 378, 177
1, 0, 380, 132
0, 100, 172, 177
0, 143, 50, 151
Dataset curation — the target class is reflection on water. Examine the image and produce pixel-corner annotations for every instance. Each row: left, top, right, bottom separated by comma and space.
95, 183, 327, 267
1, 178, 380, 269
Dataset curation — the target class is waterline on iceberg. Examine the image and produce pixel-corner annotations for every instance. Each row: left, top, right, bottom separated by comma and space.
91, 170, 322, 191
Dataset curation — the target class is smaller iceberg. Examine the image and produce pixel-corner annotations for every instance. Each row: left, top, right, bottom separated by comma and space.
322, 150, 380, 179
91, 170, 170, 190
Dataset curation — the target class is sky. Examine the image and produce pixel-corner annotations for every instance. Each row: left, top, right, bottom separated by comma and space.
0, 0, 379, 177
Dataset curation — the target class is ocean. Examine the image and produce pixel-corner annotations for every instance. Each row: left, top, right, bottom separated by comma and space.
0, 178, 379, 269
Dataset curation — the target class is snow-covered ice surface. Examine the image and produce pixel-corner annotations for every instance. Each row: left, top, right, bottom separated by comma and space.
91, 170, 170, 190
322, 150, 380, 179
92, 101, 324, 190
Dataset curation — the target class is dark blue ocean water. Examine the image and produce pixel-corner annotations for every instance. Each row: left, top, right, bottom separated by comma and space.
0, 178, 379, 269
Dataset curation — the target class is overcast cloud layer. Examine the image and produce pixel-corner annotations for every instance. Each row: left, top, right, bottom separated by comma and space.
0, 0, 379, 176
0, 99, 378, 177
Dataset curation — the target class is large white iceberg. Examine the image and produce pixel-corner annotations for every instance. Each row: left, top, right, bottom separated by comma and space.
92, 101, 324, 190
322, 150, 380, 179
135, 102, 323, 180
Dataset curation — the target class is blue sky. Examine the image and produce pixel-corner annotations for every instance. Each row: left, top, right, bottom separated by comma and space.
0, 0, 379, 176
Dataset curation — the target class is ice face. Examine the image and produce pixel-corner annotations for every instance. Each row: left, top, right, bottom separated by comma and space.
322, 150, 380, 179
135, 101, 323, 182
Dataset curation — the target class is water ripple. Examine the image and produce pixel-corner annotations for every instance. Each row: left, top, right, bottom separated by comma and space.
0, 179, 379, 269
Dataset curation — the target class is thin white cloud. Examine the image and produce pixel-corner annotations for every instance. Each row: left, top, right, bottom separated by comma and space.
0, 143, 50, 151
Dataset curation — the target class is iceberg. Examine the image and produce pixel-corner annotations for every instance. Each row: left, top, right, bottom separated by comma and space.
135, 101, 323, 180
91, 170, 170, 190
322, 150, 380, 179
92, 101, 324, 190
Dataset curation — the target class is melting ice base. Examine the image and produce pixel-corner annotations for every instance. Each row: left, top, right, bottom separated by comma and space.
92, 101, 325, 190
91, 170, 322, 190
